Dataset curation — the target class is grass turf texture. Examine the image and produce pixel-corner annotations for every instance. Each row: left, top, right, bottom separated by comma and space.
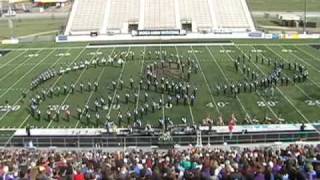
0, 42, 320, 129
247, 0, 320, 12
0, 18, 66, 40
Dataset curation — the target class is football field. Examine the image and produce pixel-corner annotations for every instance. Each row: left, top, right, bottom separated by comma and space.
0, 40, 320, 129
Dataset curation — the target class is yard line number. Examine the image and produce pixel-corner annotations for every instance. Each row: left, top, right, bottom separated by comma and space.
257, 101, 278, 107
305, 100, 320, 107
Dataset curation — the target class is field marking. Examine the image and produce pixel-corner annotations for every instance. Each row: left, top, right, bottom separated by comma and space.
1, 42, 320, 51
18, 30, 59, 39
159, 46, 166, 124
74, 47, 116, 128
175, 46, 195, 125
46, 48, 101, 128
0, 50, 27, 69
3, 63, 71, 66
0, 49, 55, 99
0, 49, 42, 84
0, 88, 28, 91
104, 47, 131, 125
277, 45, 320, 74
262, 46, 318, 99
265, 46, 320, 90
206, 46, 250, 121
294, 45, 320, 63
190, 46, 220, 114
161, 94, 165, 124
235, 45, 311, 125
135, 46, 146, 111
278, 45, 320, 74
220, 46, 279, 121
17, 48, 88, 129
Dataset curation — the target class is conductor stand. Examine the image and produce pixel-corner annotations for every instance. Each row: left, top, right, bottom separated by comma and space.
25, 125, 34, 149
196, 126, 202, 147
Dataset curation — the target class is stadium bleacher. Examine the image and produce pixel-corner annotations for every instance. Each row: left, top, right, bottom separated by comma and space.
64, 0, 255, 36
0, 144, 320, 179
66, 0, 108, 35
211, 0, 255, 31
178, 0, 213, 32
144, 0, 176, 30
106, 0, 140, 33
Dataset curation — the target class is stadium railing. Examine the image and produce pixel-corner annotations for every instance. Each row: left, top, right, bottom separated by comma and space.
1, 131, 319, 148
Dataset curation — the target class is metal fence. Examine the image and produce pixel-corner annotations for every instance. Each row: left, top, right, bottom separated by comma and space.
2, 131, 319, 148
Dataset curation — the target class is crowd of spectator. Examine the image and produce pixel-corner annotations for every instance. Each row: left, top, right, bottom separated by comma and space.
1, 144, 320, 180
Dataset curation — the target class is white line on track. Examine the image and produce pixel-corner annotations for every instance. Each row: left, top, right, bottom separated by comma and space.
220, 45, 278, 121
18, 47, 88, 128
74, 48, 116, 128
174, 46, 195, 125
46, 48, 101, 128
190, 46, 220, 114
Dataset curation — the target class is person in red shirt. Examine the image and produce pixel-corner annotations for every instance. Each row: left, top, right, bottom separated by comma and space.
74, 170, 84, 180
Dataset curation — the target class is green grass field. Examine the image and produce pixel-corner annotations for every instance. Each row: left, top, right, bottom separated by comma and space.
247, 0, 320, 11
0, 18, 66, 40
0, 41, 320, 129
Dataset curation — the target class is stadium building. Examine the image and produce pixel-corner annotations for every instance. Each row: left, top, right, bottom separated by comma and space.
60, 0, 257, 42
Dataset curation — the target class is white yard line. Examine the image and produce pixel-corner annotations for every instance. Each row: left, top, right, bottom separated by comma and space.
46, 48, 101, 128
235, 45, 312, 125
190, 46, 220, 114
295, 45, 320, 63
74, 48, 116, 128
0, 49, 55, 99
159, 45, 165, 122
269, 45, 320, 90
105, 47, 131, 123
1, 42, 319, 52
17, 47, 88, 129
260, 46, 315, 99
220, 45, 278, 120
0, 50, 27, 69
135, 47, 146, 111
206, 46, 250, 117
0, 49, 42, 83
4, 63, 70, 66
277, 45, 320, 74
161, 94, 165, 122
174, 46, 195, 124
0, 88, 27, 91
